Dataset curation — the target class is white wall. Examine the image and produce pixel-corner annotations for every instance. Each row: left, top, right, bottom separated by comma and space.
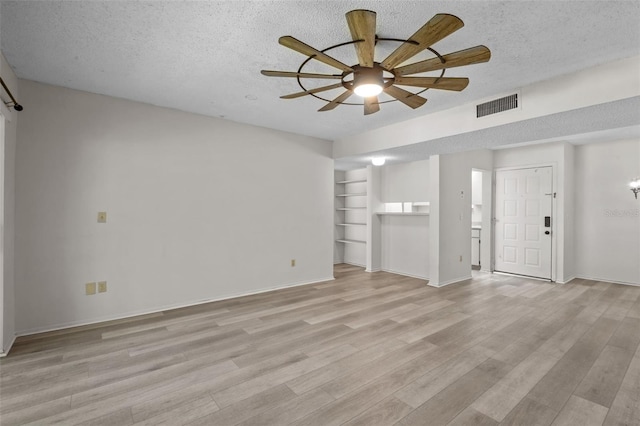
366, 165, 383, 272
381, 215, 429, 279
480, 169, 492, 272
15, 80, 334, 334
493, 141, 574, 282
1, 52, 18, 354
471, 170, 483, 226
381, 159, 430, 202
563, 143, 576, 281
429, 149, 493, 287
379, 159, 430, 279
574, 139, 640, 285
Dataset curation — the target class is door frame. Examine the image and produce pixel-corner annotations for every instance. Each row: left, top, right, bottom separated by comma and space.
493, 163, 558, 282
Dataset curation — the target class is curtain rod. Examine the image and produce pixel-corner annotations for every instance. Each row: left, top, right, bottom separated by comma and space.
0, 76, 23, 111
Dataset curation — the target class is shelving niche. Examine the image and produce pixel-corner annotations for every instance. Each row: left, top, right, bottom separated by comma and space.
334, 168, 368, 267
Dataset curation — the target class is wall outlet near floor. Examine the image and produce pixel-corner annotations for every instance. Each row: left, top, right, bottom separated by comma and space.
86, 282, 96, 295
98, 281, 107, 293
291, 259, 296, 267
97, 211, 107, 223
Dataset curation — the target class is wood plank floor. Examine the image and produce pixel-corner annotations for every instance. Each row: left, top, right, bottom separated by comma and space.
1, 264, 639, 425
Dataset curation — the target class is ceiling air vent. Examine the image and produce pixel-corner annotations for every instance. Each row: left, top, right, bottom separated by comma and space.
476, 94, 518, 118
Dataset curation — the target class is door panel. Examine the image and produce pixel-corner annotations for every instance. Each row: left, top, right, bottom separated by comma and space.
495, 167, 552, 279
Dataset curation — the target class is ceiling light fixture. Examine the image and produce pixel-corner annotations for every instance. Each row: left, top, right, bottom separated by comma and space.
354, 84, 383, 98
372, 157, 386, 166
352, 66, 384, 97
630, 177, 640, 199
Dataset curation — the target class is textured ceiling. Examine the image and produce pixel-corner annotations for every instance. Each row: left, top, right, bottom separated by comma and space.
2, 1, 640, 146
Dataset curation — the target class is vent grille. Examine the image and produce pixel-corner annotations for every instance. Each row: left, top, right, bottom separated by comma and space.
476, 94, 518, 118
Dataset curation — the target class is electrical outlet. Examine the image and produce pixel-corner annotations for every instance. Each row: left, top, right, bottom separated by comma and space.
291, 259, 296, 267
98, 281, 107, 293
97, 212, 107, 223
86, 282, 96, 295
459, 255, 463, 262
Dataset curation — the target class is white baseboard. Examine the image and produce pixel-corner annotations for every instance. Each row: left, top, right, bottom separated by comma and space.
381, 268, 429, 281
556, 275, 577, 284
428, 275, 472, 288
0, 335, 17, 357
16, 275, 335, 337
574, 275, 639, 287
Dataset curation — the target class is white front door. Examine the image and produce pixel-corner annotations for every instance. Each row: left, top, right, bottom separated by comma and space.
495, 167, 553, 279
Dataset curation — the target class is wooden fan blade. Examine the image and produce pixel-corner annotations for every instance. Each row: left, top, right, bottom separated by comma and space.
381, 14, 464, 69
346, 10, 377, 68
393, 76, 469, 91
279, 36, 353, 72
261, 70, 343, 79
319, 90, 353, 112
384, 85, 427, 109
364, 96, 380, 115
394, 45, 491, 76
281, 83, 345, 99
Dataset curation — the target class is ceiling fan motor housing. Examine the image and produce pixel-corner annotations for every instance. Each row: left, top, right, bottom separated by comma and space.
345, 64, 394, 92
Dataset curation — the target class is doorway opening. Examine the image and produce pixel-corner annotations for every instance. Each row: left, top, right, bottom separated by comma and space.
471, 168, 492, 275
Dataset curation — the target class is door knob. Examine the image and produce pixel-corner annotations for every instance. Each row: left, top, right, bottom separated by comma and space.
545, 231, 550, 235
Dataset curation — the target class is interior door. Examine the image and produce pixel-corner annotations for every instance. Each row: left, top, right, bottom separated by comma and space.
495, 167, 552, 279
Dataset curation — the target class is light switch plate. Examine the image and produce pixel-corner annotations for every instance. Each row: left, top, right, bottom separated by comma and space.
86, 282, 96, 295
98, 281, 107, 293
97, 212, 107, 223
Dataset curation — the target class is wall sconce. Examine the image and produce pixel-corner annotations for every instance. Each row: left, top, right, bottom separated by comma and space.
630, 178, 640, 199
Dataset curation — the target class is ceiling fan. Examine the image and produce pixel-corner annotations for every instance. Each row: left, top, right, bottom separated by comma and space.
261, 9, 491, 115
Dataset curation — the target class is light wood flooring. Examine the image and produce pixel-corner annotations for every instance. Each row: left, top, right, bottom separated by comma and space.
1, 264, 640, 425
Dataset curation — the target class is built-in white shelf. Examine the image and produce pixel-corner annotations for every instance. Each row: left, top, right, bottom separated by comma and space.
336, 239, 367, 244
335, 170, 368, 266
376, 212, 429, 216
336, 179, 367, 184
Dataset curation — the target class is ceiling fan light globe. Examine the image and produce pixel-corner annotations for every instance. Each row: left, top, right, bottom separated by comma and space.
354, 83, 383, 97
